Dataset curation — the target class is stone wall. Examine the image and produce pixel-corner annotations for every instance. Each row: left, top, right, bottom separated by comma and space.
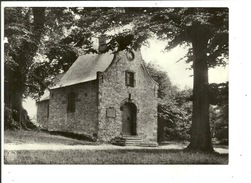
36, 100, 49, 129
48, 81, 99, 138
97, 50, 158, 142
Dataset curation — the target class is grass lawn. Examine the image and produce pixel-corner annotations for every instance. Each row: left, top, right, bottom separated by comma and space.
4, 130, 228, 164
4, 130, 98, 145
4, 149, 228, 164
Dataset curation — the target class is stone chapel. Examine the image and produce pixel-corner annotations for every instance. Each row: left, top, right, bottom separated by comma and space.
37, 36, 159, 146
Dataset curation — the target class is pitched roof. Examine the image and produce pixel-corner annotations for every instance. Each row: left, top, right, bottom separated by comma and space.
38, 73, 65, 102
53, 52, 114, 89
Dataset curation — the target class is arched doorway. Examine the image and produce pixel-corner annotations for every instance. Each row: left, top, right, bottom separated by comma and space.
122, 102, 137, 135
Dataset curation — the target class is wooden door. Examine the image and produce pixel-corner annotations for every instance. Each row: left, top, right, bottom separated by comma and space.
122, 103, 136, 135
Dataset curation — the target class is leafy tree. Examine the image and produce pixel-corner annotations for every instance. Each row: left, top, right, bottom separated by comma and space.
4, 7, 91, 128
146, 63, 193, 142
4, 7, 81, 127
145, 63, 177, 99
143, 8, 228, 152
4, 7, 46, 129
25, 8, 110, 100
209, 82, 229, 144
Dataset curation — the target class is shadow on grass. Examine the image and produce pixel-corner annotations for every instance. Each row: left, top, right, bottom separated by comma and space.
41, 129, 97, 142
5, 129, 99, 145
4, 148, 228, 165
103, 148, 228, 158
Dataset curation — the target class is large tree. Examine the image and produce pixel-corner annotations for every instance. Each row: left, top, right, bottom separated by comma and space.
4, 7, 46, 129
144, 8, 228, 152
4, 7, 78, 128
160, 8, 228, 152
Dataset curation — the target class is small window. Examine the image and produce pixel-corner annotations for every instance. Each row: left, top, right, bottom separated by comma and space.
125, 71, 135, 87
67, 92, 76, 113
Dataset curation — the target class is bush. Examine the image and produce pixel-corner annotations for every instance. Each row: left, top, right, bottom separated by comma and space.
157, 102, 192, 142
4, 105, 20, 130
4, 104, 37, 131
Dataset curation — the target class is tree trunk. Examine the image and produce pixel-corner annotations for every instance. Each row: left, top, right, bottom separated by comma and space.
4, 7, 45, 130
186, 23, 214, 152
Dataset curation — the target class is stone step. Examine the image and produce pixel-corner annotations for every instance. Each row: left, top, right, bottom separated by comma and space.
111, 135, 157, 147
122, 135, 142, 140
125, 140, 142, 143
124, 143, 141, 146
124, 139, 143, 143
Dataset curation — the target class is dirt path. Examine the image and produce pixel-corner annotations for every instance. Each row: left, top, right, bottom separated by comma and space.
4, 143, 228, 154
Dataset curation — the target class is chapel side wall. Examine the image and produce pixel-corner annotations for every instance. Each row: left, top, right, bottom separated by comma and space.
36, 100, 49, 129
98, 50, 158, 142
48, 81, 99, 138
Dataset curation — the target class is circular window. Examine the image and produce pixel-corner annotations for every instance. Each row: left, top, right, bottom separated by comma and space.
126, 50, 135, 61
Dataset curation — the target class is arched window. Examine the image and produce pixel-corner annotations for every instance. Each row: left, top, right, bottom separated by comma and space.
67, 92, 76, 113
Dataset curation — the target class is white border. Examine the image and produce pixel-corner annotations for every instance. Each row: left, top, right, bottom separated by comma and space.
2, 1, 251, 183
2, 0, 234, 7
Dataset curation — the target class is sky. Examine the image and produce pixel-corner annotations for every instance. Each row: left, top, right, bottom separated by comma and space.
141, 39, 229, 89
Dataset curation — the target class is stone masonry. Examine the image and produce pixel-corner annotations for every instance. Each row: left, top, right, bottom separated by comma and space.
97, 49, 158, 143
48, 81, 99, 138
36, 100, 49, 129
